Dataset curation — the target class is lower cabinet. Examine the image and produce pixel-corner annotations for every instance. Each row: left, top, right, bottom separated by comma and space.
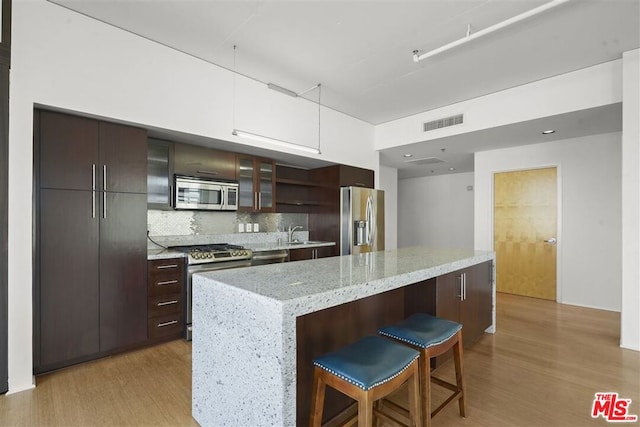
435, 261, 492, 364
147, 258, 185, 340
288, 246, 333, 261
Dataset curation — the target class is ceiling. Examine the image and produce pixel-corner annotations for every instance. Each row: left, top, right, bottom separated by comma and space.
50, 0, 639, 177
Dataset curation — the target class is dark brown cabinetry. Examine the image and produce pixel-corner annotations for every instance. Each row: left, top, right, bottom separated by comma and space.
308, 165, 375, 256
147, 258, 185, 340
173, 142, 236, 180
288, 246, 333, 261
436, 261, 492, 348
35, 110, 148, 373
237, 155, 275, 212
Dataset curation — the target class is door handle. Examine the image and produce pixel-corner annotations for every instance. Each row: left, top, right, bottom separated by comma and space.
544, 237, 557, 245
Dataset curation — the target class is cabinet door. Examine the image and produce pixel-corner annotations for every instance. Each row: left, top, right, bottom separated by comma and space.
174, 143, 236, 180
99, 192, 148, 351
39, 189, 100, 369
39, 111, 99, 191
289, 248, 313, 261
258, 159, 275, 212
147, 139, 173, 209
461, 261, 492, 347
435, 270, 462, 324
99, 122, 147, 194
237, 155, 255, 210
339, 165, 374, 188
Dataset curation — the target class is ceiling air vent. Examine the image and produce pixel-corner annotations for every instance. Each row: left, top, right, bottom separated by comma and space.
404, 157, 445, 165
423, 114, 463, 132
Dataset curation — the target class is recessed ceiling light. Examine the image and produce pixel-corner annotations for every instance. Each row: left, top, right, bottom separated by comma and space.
542, 129, 556, 134
403, 154, 413, 158
449, 167, 455, 171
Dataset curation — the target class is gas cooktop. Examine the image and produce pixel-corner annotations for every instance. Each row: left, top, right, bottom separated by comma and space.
169, 243, 253, 265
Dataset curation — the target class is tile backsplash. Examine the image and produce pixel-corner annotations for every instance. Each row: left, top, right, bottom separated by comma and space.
147, 210, 308, 237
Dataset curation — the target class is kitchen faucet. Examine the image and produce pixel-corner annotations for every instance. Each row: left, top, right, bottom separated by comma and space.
288, 224, 303, 243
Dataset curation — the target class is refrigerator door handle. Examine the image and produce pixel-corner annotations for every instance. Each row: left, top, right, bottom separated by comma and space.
366, 195, 375, 246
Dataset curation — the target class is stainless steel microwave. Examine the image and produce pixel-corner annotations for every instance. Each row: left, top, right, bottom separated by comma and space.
174, 175, 239, 211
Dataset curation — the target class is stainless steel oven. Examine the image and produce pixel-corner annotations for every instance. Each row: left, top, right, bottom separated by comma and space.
169, 244, 252, 341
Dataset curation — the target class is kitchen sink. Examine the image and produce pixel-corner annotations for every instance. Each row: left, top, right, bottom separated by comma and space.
288, 240, 325, 245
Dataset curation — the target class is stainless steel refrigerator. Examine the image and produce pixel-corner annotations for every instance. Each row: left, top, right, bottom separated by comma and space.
340, 187, 385, 255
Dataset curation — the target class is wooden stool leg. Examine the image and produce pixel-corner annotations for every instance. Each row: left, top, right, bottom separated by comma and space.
357, 392, 374, 426
453, 330, 466, 418
420, 349, 432, 427
309, 367, 326, 427
407, 362, 422, 427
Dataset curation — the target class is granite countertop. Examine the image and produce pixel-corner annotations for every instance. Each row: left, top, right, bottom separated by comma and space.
243, 241, 335, 252
196, 246, 494, 317
147, 248, 187, 260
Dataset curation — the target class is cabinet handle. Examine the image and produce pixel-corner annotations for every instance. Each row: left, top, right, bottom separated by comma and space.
354, 182, 366, 187
258, 192, 262, 210
157, 300, 179, 307
458, 274, 464, 301
197, 170, 218, 176
103, 165, 107, 191
92, 164, 96, 219
463, 273, 467, 301
157, 320, 178, 328
157, 279, 178, 286
103, 191, 107, 219
156, 264, 178, 269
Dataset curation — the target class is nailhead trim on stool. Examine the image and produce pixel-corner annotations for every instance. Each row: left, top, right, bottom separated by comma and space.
378, 313, 466, 427
309, 335, 422, 427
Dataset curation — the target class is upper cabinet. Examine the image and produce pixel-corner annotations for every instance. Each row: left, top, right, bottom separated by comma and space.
237, 155, 275, 212
173, 142, 236, 181
39, 111, 147, 193
338, 165, 374, 188
147, 138, 173, 209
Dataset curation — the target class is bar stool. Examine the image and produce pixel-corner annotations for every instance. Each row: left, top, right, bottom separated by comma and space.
378, 314, 465, 427
309, 335, 422, 427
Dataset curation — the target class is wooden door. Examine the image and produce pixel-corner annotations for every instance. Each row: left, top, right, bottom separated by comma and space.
39, 111, 99, 191
99, 192, 148, 351
494, 167, 557, 300
39, 189, 100, 369
174, 143, 236, 180
99, 122, 147, 194
461, 262, 492, 347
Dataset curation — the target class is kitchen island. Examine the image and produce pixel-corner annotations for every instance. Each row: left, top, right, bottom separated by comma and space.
192, 247, 495, 426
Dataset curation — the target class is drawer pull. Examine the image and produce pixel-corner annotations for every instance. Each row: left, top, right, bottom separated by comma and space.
156, 264, 179, 269
157, 279, 178, 286
157, 300, 179, 307
157, 320, 178, 328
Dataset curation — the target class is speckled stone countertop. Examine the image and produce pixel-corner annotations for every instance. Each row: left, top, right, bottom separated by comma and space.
242, 240, 335, 252
146, 248, 186, 260
192, 247, 495, 427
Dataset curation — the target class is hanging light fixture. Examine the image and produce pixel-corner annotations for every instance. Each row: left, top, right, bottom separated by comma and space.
231, 45, 322, 155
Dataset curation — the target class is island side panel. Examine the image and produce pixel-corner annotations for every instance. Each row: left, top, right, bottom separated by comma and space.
192, 276, 287, 426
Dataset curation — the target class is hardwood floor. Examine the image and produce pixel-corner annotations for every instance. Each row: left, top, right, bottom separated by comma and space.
0, 293, 638, 426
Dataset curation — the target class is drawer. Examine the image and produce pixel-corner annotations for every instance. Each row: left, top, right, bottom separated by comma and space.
148, 258, 184, 280
148, 293, 183, 318
148, 313, 184, 339
148, 258, 185, 296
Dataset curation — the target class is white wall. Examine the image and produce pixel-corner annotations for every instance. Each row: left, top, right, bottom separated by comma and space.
8, 0, 378, 393
379, 165, 398, 250
375, 59, 622, 150
398, 173, 474, 249
475, 133, 622, 312
621, 49, 640, 351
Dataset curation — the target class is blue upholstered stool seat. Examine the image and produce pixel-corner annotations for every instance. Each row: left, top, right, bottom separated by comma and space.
313, 335, 420, 391
378, 313, 462, 349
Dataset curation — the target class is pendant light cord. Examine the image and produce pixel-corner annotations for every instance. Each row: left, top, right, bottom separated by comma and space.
232, 45, 237, 131
318, 83, 322, 154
